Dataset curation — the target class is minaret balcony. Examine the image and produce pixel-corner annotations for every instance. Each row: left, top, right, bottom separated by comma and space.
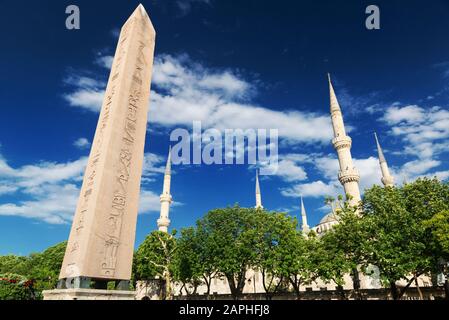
157, 217, 171, 228
338, 168, 360, 184
160, 194, 173, 203
332, 136, 352, 150
382, 176, 395, 187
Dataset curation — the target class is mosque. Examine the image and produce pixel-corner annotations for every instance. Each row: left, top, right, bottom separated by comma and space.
136, 75, 434, 299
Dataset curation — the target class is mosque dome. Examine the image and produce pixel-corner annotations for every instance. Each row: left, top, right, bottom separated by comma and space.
314, 212, 339, 235
319, 212, 338, 225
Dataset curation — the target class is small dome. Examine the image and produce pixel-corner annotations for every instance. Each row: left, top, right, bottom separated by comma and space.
319, 212, 338, 225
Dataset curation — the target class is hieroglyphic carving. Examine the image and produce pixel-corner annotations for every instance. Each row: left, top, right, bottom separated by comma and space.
100, 41, 147, 277
68, 25, 132, 253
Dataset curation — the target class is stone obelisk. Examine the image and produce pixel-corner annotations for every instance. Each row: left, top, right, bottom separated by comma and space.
44, 4, 156, 300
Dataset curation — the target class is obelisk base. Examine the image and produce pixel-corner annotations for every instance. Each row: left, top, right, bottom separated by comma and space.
42, 289, 136, 300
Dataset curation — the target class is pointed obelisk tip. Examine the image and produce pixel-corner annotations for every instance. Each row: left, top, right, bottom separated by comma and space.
127, 3, 155, 35
327, 73, 331, 83
137, 3, 147, 16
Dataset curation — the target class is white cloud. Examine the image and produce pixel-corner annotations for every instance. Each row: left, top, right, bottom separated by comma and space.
380, 104, 449, 182
95, 55, 113, 69
0, 184, 18, 195
280, 154, 383, 199
73, 138, 91, 149
431, 170, 449, 181
138, 190, 162, 214
0, 184, 80, 224
383, 105, 425, 125
14, 158, 88, 189
273, 159, 308, 182
0, 150, 169, 224
282, 180, 339, 198
65, 89, 104, 112
64, 54, 334, 144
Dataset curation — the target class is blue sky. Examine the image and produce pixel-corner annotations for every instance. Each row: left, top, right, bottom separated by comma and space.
1, 0, 449, 255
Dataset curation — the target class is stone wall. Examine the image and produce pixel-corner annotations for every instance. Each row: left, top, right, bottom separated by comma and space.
173, 287, 446, 301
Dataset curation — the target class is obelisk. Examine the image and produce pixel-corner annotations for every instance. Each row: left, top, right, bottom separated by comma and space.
44, 4, 156, 299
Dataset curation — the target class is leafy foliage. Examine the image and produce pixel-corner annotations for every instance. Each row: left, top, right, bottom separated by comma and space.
0, 241, 66, 299
425, 210, 449, 257
0, 273, 35, 300
134, 231, 177, 300
194, 206, 261, 299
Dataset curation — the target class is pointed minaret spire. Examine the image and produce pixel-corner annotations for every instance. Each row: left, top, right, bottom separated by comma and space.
374, 133, 395, 187
255, 170, 263, 209
328, 73, 343, 116
165, 146, 172, 176
300, 196, 310, 234
158, 147, 173, 233
328, 74, 361, 207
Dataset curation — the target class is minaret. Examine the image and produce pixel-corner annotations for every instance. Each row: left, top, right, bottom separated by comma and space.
328, 74, 361, 206
157, 147, 173, 233
374, 132, 394, 187
300, 196, 310, 234
255, 170, 263, 209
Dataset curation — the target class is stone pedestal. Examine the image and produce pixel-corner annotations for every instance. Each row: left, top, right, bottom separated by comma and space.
43, 289, 136, 300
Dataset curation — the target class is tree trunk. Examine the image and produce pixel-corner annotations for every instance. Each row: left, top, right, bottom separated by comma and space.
261, 269, 273, 300
444, 279, 449, 300
336, 285, 346, 300
203, 275, 211, 299
398, 276, 416, 299
390, 281, 399, 300
226, 274, 240, 300
179, 283, 186, 296
226, 270, 247, 300
289, 277, 301, 300
414, 275, 423, 300
351, 268, 362, 300
165, 270, 172, 300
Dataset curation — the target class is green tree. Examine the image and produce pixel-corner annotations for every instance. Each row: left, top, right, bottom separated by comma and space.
0, 255, 29, 275
323, 196, 367, 299
424, 209, 449, 298
0, 273, 35, 300
253, 211, 297, 300
134, 231, 177, 300
425, 210, 449, 256
314, 232, 354, 300
362, 185, 419, 299
278, 230, 317, 299
362, 179, 449, 299
0, 242, 66, 299
195, 222, 220, 298
196, 206, 260, 300
173, 227, 203, 296
26, 241, 67, 296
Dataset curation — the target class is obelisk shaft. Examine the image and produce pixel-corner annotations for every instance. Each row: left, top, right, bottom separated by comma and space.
59, 5, 156, 281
